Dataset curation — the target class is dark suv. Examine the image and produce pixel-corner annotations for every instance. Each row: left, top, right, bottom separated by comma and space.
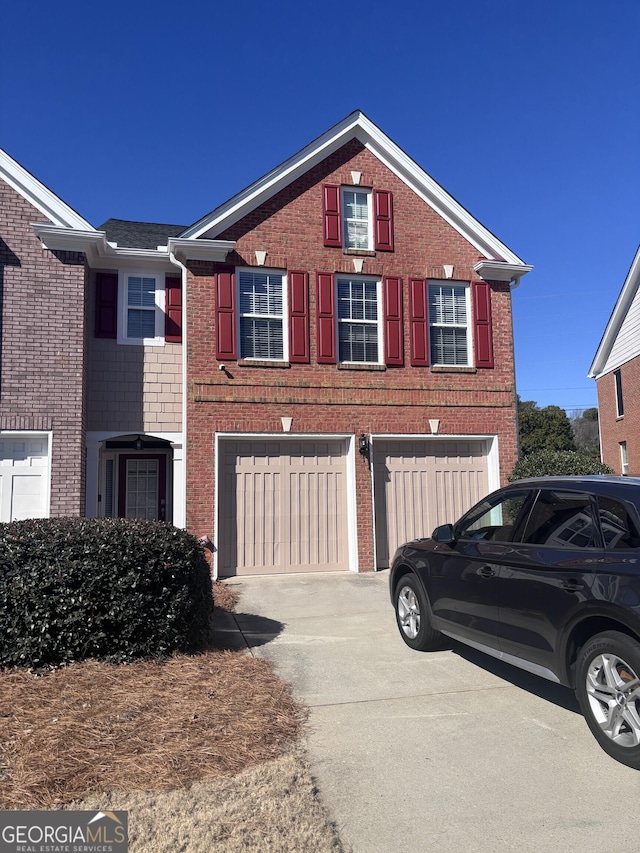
389, 476, 640, 769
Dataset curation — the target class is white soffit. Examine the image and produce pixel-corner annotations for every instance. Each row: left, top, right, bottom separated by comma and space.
588, 245, 640, 379
182, 111, 528, 268
0, 148, 93, 231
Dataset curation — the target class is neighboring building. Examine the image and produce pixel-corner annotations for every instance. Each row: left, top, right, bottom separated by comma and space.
0, 111, 533, 575
589, 246, 640, 475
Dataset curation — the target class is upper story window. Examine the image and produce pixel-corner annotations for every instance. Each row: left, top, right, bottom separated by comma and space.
342, 189, 372, 250
336, 276, 382, 364
322, 185, 394, 252
238, 269, 286, 360
614, 368, 624, 417
428, 281, 471, 366
95, 271, 181, 345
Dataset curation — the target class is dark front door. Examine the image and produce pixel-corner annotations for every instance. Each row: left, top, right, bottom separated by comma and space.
117, 454, 167, 521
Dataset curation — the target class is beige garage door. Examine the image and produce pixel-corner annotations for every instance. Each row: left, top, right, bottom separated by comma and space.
374, 439, 489, 568
218, 439, 349, 576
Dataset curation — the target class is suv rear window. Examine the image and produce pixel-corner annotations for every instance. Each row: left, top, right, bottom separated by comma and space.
597, 496, 640, 549
519, 490, 598, 549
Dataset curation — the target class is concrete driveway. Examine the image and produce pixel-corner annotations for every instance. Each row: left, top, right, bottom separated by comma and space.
224, 571, 640, 853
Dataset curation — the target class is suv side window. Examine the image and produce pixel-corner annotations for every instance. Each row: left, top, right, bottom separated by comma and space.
597, 496, 640, 549
456, 490, 531, 542
520, 490, 599, 549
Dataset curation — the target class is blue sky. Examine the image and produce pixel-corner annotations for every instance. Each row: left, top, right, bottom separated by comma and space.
2, 0, 638, 413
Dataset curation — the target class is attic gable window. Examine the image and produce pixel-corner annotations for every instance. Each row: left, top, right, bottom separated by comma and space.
342, 189, 372, 250
238, 269, 287, 360
428, 281, 470, 366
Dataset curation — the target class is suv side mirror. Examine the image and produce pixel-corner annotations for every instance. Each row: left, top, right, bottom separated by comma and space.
433, 523, 456, 544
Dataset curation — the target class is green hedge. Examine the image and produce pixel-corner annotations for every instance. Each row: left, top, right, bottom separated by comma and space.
509, 450, 613, 481
0, 518, 215, 668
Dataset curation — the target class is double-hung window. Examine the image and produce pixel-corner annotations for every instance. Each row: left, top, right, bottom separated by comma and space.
118, 273, 165, 345
342, 188, 372, 250
337, 276, 381, 363
238, 269, 286, 360
428, 281, 471, 366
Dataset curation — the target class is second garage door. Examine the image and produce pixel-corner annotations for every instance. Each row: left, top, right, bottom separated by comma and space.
0, 434, 49, 522
374, 438, 489, 568
218, 438, 349, 576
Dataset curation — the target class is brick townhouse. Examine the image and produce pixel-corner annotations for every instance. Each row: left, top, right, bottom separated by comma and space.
0, 111, 532, 575
589, 245, 640, 475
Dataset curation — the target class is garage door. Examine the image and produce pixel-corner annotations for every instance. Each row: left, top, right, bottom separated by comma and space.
374, 439, 489, 568
218, 439, 349, 576
0, 435, 49, 522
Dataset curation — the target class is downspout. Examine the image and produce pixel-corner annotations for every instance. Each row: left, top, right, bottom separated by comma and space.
509, 275, 522, 469
168, 248, 190, 539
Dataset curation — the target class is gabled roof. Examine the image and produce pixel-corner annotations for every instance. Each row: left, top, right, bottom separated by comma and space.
589, 245, 640, 379
0, 148, 93, 230
98, 219, 187, 250
181, 110, 529, 270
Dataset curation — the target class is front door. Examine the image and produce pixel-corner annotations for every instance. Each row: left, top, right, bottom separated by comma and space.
117, 455, 167, 521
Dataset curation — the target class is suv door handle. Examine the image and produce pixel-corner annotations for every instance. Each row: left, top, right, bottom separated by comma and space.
477, 566, 496, 578
561, 579, 582, 592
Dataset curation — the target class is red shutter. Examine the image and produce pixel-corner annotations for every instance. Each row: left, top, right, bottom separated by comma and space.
164, 276, 182, 342
215, 269, 237, 360
322, 185, 342, 247
383, 276, 403, 366
409, 278, 429, 366
316, 272, 336, 363
95, 272, 118, 339
288, 271, 309, 363
374, 190, 394, 251
472, 281, 494, 368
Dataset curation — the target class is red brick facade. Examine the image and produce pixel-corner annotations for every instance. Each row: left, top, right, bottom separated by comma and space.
185, 143, 519, 570
597, 357, 640, 475
0, 180, 87, 516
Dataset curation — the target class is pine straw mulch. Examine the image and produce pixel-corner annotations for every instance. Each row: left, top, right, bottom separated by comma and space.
0, 582, 306, 810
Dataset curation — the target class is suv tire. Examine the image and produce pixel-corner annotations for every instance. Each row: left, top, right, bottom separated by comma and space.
394, 574, 442, 651
576, 630, 640, 770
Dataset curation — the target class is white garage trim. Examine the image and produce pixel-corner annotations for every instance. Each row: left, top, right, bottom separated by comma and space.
370, 434, 499, 571
214, 433, 358, 578
0, 431, 52, 522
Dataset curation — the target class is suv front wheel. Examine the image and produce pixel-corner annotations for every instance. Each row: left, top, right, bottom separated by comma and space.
576, 631, 640, 770
394, 574, 442, 652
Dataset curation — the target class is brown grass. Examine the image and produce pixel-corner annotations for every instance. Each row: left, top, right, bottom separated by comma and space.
0, 582, 303, 809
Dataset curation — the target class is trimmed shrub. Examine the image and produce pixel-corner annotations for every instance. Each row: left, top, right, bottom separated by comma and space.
509, 450, 614, 481
0, 518, 215, 668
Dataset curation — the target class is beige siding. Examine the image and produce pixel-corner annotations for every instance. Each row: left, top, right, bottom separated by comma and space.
219, 439, 348, 576
87, 280, 182, 433
374, 439, 489, 568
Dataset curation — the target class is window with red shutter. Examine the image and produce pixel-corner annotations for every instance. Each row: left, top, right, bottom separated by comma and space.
409, 278, 429, 366
288, 271, 309, 363
95, 272, 118, 339
215, 268, 237, 360
472, 281, 494, 368
322, 185, 342, 247
164, 276, 182, 343
374, 190, 394, 251
383, 276, 403, 365
316, 272, 336, 363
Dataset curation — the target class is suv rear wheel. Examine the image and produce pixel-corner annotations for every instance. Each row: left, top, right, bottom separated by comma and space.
576, 631, 640, 769
394, 574, 442, 651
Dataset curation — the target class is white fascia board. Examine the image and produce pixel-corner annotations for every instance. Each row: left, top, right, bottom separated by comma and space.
0, 149, 93, 230
33, 224, 175, 269
473, 260, 534, 282
182, 111, 526, 266
167, 237, 236, 263
588, 245, 640, 379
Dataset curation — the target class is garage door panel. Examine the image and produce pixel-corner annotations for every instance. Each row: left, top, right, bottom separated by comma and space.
374, 439, 489, 569
219, 440, 348, 576
0, 435, 49, 522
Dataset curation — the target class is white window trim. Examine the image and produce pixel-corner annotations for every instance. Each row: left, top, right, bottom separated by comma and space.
237, 267, 288, 362
341, 187, 373, 251
117, 270, 165, 346
335, 275, 383, 365
427, 280, 472, 367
